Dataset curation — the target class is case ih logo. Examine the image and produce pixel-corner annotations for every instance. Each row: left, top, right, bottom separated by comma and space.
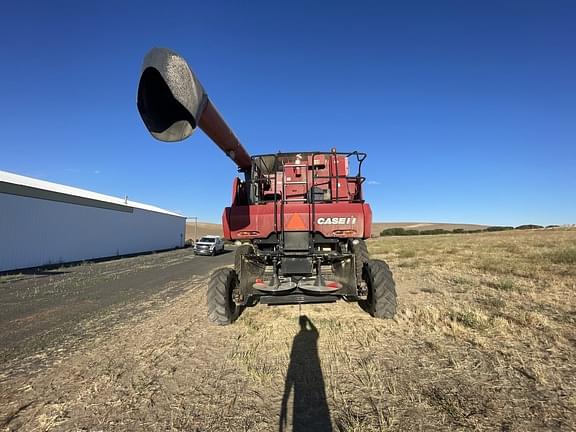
317, 217, 357, 225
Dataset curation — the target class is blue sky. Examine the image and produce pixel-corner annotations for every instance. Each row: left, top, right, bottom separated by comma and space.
1, 0, 574, 225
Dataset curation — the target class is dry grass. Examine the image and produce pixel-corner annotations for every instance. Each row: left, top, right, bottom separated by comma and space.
1, 229, 575, 431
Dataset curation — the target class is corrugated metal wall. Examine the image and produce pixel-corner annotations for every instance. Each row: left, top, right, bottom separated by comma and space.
0, 193, 186, 272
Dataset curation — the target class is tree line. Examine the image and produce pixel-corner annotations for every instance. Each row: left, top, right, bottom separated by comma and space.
379, 224, 558, 237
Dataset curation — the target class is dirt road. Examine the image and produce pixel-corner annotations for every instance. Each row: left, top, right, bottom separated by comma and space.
0, 249, 233, 372
1, 230, 575, 431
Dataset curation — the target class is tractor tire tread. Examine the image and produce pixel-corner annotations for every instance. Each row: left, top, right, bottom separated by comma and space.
365, 259, 397, 319
207, 267, 239, 326
234, 244, 255, 276
350, 239, 370, 284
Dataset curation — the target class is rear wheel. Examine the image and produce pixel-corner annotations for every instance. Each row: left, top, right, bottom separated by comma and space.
235, 244, 255, 277
349, 239, 370, 284
363, 259, 397, 319
207, 268, 240, 325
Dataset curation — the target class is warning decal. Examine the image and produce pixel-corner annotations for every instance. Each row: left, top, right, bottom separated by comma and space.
286, 213, 307, 229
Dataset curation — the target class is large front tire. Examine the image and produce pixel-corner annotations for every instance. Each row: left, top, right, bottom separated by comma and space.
363, 259, 397, 319
207, 268, 240, 325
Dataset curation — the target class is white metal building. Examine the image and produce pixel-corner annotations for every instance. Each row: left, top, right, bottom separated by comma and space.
0, 170, 186, 272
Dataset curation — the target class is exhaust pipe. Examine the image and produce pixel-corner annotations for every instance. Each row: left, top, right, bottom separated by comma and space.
137, 48, 252, 171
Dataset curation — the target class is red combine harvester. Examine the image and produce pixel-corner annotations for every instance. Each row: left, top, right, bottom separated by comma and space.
137, 48, 396, 325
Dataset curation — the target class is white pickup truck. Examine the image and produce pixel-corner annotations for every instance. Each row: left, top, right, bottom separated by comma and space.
193, 235, 225, 256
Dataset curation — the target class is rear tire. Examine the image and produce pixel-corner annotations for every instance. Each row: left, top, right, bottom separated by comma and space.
349, 239, 370, 284
235, 244, 255, 277
207, 268, 240, 325
363, 259, 397, 319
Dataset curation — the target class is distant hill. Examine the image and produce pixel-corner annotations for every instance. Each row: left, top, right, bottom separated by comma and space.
185, 221, 223, 240
186, 221, 489, 240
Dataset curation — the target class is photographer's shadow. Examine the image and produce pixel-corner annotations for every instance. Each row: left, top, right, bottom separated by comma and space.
279, 315, 332, 432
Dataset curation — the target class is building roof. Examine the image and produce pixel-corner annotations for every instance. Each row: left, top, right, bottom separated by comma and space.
0, 170, 183, 217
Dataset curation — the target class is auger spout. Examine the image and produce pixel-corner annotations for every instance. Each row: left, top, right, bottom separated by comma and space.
137, 48, 251, 171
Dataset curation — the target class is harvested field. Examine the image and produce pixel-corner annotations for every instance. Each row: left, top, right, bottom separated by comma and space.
1, 229, 575, 431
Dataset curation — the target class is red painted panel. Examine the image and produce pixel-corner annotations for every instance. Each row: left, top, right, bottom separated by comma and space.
223, 201, 372, 241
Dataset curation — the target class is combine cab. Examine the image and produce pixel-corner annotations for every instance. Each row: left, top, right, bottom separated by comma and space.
137, 48, 397, 325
